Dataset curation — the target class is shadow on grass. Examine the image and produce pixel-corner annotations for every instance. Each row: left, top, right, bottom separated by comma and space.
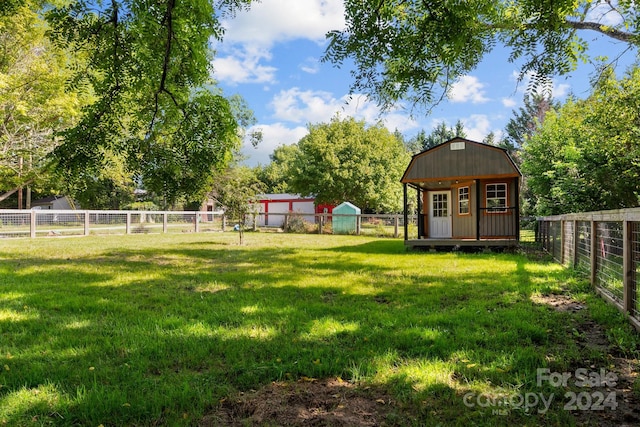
0, 238, 584, 426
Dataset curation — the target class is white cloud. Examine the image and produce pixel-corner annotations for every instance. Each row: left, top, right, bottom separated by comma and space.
242, 123, 308, 166
462, 114, 494, 141
299, 57, 320, 74
220, 0, 345, 47
268, 88, 418, 133
213, 0, 344, 85
212, 46, 277, 85
502, 98, 517, 108
448, 76, 490, 104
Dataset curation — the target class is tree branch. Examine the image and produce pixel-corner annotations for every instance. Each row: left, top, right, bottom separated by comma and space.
565, 20, 636, 43
150, 0, 181, 134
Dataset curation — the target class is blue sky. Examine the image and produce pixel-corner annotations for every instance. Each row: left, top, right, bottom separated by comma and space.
212, 0, 637, 166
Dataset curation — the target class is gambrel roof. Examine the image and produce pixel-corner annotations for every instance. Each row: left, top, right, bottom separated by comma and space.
401, 137, 521, 185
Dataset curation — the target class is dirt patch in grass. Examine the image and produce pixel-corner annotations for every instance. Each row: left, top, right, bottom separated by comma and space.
200, 378, 405, 426
533, 293, 640, 427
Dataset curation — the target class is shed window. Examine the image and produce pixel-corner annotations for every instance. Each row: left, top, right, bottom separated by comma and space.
458, 187, 469, 215
486, 183, 507, 213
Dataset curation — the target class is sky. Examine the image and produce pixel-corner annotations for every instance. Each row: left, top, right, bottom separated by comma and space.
212, 0, 637, 166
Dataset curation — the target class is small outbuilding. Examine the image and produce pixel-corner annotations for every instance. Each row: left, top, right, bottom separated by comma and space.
401, 137, 521, 248
332, 202, 361, 234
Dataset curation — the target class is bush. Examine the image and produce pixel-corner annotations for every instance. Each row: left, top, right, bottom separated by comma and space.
284, 216, 315, 233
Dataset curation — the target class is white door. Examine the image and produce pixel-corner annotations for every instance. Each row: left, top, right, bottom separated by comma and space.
429, 191, 452, 238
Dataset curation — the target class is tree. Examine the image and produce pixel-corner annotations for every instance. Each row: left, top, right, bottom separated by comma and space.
289, 116, 410, 212
325, 1, 639, 111
39, 0, 254, 206
0, 2, 84, 206
210, 166, 264, 245
405, 120, 466, 153
522, 66, 640, 215
255, 144, 300, 194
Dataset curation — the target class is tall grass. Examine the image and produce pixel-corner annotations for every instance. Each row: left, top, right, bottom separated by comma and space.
0, 233, 636, 426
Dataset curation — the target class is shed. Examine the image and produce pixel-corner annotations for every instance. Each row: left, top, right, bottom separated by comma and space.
31, 195, 77, 210
401, 137, 521, 248
256, 194, 316, 227
332, 202, 361, 234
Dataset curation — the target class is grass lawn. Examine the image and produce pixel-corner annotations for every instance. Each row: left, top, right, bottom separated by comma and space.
0, 232, 638, 426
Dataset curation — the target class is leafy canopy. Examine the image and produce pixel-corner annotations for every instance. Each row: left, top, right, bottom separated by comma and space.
522, 66, 640, 215
325, 0, 639, 111
289, 116, 410, 213
0, 2, 84, 197
42, 0, 253, 206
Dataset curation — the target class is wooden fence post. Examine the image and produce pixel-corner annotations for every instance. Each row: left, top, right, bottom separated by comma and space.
30, 210, 36, 238
84, 211, 90, 236
126, 212, 131, 234
356, 215, 361, 235
394, 215, 399, 238
573, 219, 579, 268
163, 213, 168, 233
195, 212, 200, 233
590, 219, 597, 287
623, 219, 633, 314
560, 220, 565, 264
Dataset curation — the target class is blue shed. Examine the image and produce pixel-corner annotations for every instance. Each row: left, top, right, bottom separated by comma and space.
332, 202, 361, 234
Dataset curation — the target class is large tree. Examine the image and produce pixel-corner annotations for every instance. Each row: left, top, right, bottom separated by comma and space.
289, 116, 409, 213
38, 0, 254, 206
522, 66, 640, 215
325, 1, 639, 111
0, 2, 84, 205
255, 143, 300, 194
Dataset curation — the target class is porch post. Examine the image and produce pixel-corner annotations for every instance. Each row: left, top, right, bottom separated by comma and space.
416, 187, 423, 239
475, 179, 481, 240
515, 177, 520, 241
403, 184, 408, 241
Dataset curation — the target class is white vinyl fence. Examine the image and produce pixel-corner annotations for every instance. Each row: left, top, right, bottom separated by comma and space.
0, 210, 418, 239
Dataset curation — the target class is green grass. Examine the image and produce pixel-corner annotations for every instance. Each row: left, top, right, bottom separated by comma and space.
0, 233, 637, 426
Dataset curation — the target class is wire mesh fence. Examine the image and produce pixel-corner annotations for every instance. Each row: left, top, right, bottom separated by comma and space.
0, 210, 417, 240
595, 221, 624, 303
576, 221, 591, 274
537, 208, 640, 331
562, 220, 574, 267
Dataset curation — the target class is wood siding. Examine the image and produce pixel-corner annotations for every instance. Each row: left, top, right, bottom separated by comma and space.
452, 182, 475, 238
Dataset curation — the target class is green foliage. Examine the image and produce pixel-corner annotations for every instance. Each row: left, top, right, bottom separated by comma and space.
210, 166, 264, 244
522, 67, 640, 215
40, 0, 252, 206
255, 143, 301, 193
406, 120, 467, 154
289, 116, 410, 213
325, 1, 638, 111
0, 2, 84, 195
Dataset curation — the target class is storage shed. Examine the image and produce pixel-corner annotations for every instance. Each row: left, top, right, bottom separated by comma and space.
332, 202, 360, 234
401, 138, 521, 248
